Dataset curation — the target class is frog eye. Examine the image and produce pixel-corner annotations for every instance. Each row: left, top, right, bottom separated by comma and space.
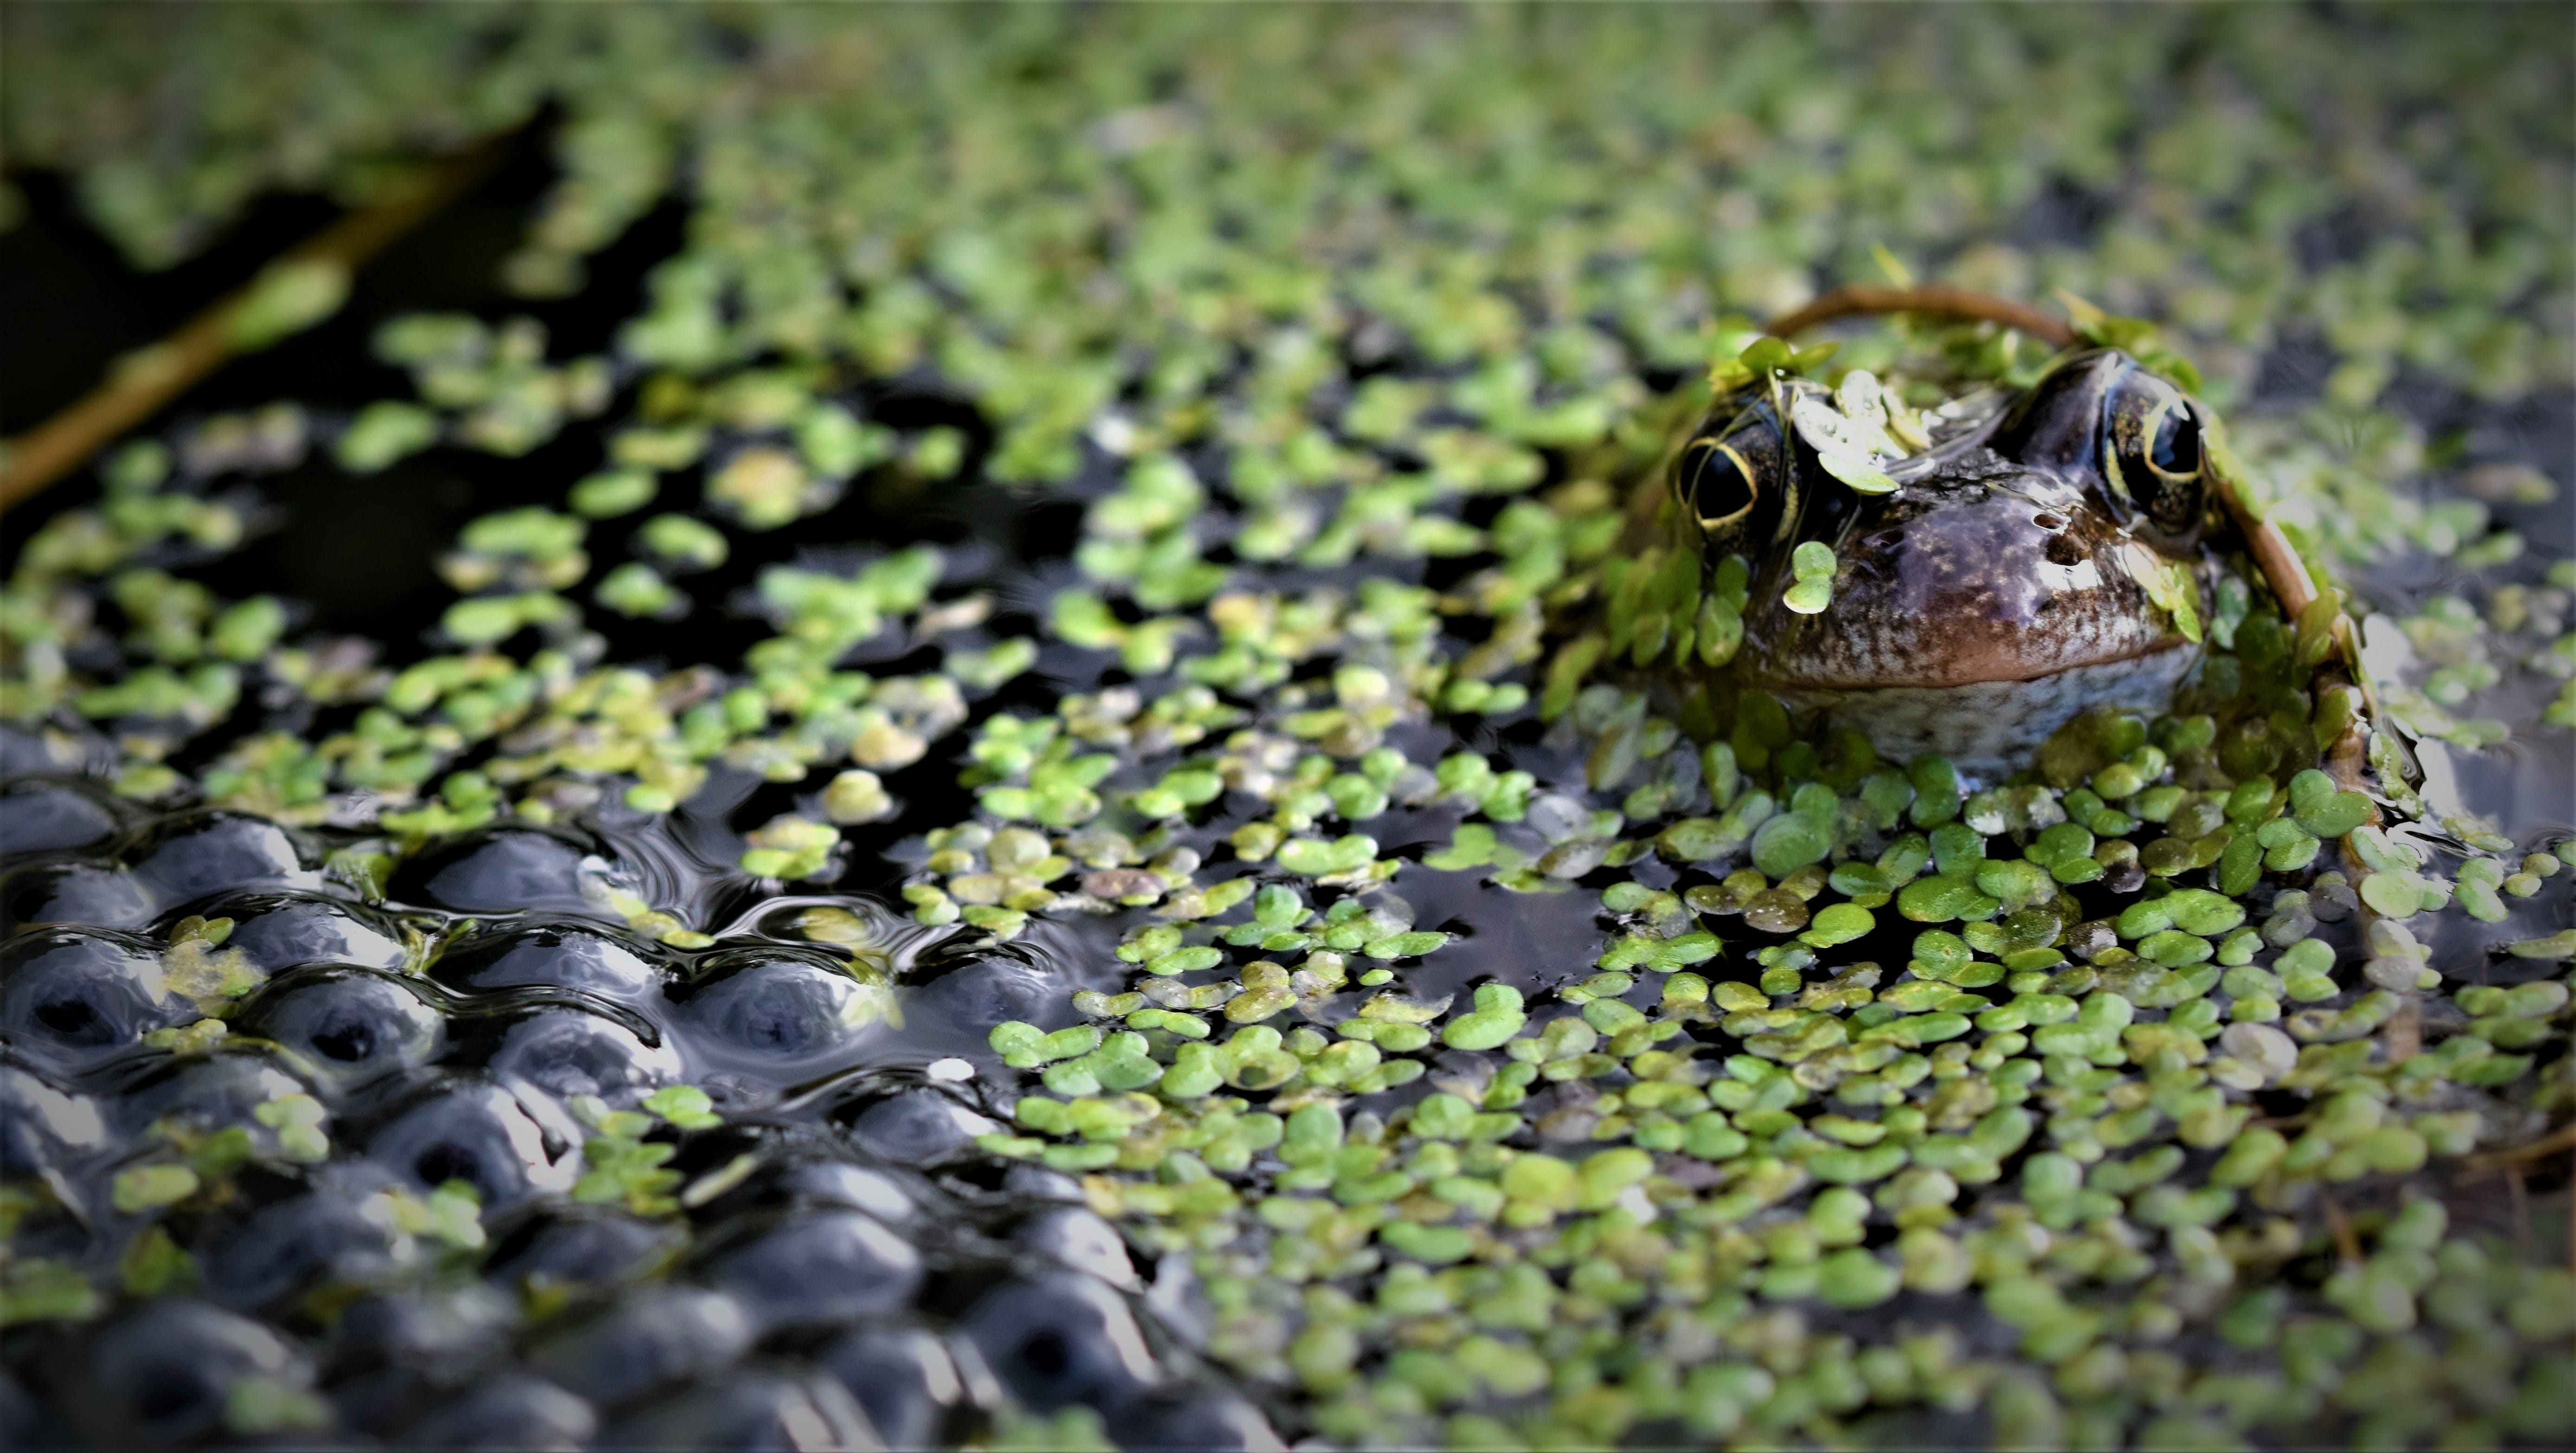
1671, 401, 1791, 550
2146, 400, 2200, 475
2116, 397, 2204, 532
2103, 374, 2207, 536
1675, 439, 1761, 536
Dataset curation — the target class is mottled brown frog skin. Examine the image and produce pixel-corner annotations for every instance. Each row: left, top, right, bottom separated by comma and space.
1672, 349, 2214, 778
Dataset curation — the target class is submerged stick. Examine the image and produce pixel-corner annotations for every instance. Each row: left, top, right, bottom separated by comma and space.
2318, 1189, 2365, 1268
2463, 1121, 2576, 1170
0, 132, 515, 515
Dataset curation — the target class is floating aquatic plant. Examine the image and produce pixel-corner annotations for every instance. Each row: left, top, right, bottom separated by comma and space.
2, 7, 2572, 1451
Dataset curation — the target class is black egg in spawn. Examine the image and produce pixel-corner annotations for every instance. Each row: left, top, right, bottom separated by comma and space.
200, 891, 411, 973
125, 810, 316, 906
0, 929, 193, 1071
844, 1086, 998, 1166
525, 1285, 755, 1408
390, 826, 616, 917
328, 1281, 515, 1378
671, 952, 889, 1074
961, 1272, 1162, 1416
0, 778, 122, 858
72, 1300, 317, 1447
596, 1370, 879, 1453
202, 1169, 420, 1312
0, 1066, 111, 1176
1018, 1206, 1142, 1290
235, 967, 443, 1088
323, 1284, 517, 1436
364, 1078, 576, 1211
104, 1054, 313, 1143
482, 1005, 682, 1105
430, 921, 669, 1001
400, 1374, 597, 1452
484, 1208, 685, 1294
779, 1158, 919, 1224
1003, 1162, 1089, 1204
819, 1325, 966, 1450
0, 859, 156, 933
0, 725, 109, 776
703, 1209, 925, 1331
900, 954, 1074, 1050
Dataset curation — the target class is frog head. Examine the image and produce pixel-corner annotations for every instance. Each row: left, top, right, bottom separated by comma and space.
1672, 348, 2215, 778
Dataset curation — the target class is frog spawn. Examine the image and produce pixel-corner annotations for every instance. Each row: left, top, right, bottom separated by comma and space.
0, 783, 1281, 1451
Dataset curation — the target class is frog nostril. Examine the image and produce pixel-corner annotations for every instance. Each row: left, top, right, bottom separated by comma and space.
2032, 512, 2067, 531
2045, 531, 2088, 566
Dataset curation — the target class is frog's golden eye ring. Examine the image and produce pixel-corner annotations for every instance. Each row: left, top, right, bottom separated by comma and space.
1676, 439, 1761, 536
1669, 399, 1787, 549
2106, 381, 2206, 535
2144, 398, 2200, 477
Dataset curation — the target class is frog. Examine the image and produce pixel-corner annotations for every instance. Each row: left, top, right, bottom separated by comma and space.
1666, 346, 2218, 780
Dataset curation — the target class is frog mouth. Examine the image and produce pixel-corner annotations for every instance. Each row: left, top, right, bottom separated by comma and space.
1736, 473, 2209, 698
1771, 644, 2202, 781
1777, 631, 2199, 694
1739, 603, 2201, 699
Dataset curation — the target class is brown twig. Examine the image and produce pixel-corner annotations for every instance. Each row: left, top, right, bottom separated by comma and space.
2509, 1166, 2532, 1266
2463, 1121, 2576, 1171
2209, 474, 2373, 704
0, 131, 516, 516
2380, 992, 2422, 1065
1764, 284, 2078, 351
2318, 1189, 2364, 1267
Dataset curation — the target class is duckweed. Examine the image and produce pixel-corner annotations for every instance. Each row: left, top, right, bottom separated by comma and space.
5, 6, 2573, 1451
1781, 540, 1840, 616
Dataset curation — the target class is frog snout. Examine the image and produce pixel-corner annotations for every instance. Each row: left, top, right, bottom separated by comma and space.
1745, 487, 2186, 692
1736, 486, 2202, 782
2035, 512, 2090, 567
